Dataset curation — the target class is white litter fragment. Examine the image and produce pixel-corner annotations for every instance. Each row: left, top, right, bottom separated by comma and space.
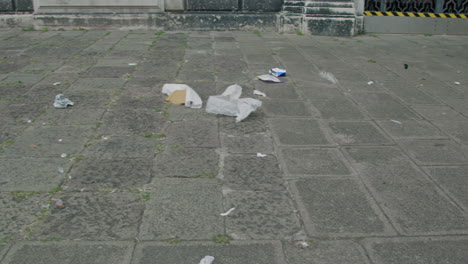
253, 90, 266, 97
390, 119, 402, 125
53, 82, 61, 86
58, 138, 63, 142
297, 241, 311, 249
128, 63, 138, 66
220, 207, 235, 216
27, 120, 32, 123
206, 84, 262, 122
367, 81, 375, 85
454, 82, 461, 85
61, 153, 67, 158
68, 175, 72, 179
257, 74, 283, 83
102, 136, 109, 140
162, 84, 203, 109
57, 167, 64, 173
54, 94, 74, 109
80, 188, 86, 192
199, 256, 215, 264
319, 71, 338, 84
257, 153, 267, 158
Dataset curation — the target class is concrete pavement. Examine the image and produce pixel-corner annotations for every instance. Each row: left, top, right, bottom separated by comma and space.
0, 29, 467, 263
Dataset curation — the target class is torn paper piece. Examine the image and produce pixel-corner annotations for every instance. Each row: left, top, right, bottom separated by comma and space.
61, 153, 67, 158
297, 241, 311, 249
319, 71, 338, 84
57, 167, 64, 173
253, 90, 266, 97
162, 84, 203, 109
269, 68, 286, 77
257, 74, 283, 83
390, 119, 402, 125
454, 82, 461, 85
220, 207, 235, 216
54, 94, 74, 109
368, 81, 374, 85
257, 153, 267, 158
199, 256, 215, 264
165, 90, 186, 105
53, 82, 61, 86
128, 63, 138, 66
206, 84, 262, 122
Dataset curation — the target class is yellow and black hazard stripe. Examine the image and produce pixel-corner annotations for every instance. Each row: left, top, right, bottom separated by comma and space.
364, 11, 467, 18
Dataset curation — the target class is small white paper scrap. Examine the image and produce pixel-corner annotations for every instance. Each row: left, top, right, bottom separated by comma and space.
128, 63, 138, 66
390, 119, 402, 124
454, 82, 461, 85
61, 153, 67, 158
253, 90, 266, 97
367, 81, 374, 85
257, 153, 267, 158
220, 207, 235, 216
199, 256, 215, 264
53, 82, 61, 86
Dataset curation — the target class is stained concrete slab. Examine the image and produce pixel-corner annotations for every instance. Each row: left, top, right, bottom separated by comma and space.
425, 167, 468, 210
269, 119, 333, 146
377, 120, 447, 140
35, 109, 105, 126
139, 178, 223, 240
83, 135, 156, 158
352, 92, 420, 119
328, 121, 393, 145
33, 192, 144, 240
223, 154, 285, 191
225, 190, 302, 240
344, 146, 468, 235
153, 147, 219, 178
133, 241, 285, 264
283, 240, 371, 264
309, 96, 366, 120
290, 178, 394, 236
222, 132, 274, 154
398, 140, 468, 165
263, 101, 313, 117
2, 241, 134, 264
281, 148, 351, 176
99, 108, 166, 135
68, 78, 125, 92
166, 120, 219, 147
364, 237, 468, 264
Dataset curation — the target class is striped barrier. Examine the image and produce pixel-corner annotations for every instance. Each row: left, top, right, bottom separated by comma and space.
364, 11, 467, 18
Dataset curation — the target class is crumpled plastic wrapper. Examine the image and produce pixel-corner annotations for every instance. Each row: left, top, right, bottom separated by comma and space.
54, 94, 74, 109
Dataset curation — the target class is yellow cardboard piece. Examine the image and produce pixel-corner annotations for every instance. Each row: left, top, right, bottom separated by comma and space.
165, 90, 186, 105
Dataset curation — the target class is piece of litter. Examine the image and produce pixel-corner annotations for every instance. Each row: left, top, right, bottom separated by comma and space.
54, 200, 65, 209
27, 120, 32, 123
162, 84, 203, 109
42, 123, 47, 125
58, 139, 63, 142
404, 64, 408, 69
390, 119, 402, 125
53, 82, 61, 86
220, 207, 235, 216
269, 68, 287, 77
61, 153, 67, 158
367, 81, 374, 85
253, 90, 266, 97
102, 136, 109, 140
165, 89, 186, 105
454, 82, 460, 85
28, 144, 39, 148
68, 175, 72, 179
199, 256, 215, 264
319, 71, 338, 84
206, 84, 262, 122
128, 63, 137, 66
257, 153, 267, 158
297, 241, 311, 249
54, 94, 74, 109
57, 167, 64, 173
456, 70, 461, 74
41, 204, 50, 209
80, 188, 86, 192
257, 74, 283, 83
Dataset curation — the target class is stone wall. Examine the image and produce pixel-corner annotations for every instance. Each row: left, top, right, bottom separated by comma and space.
0, 0, 34, 12
186, 0, 284, 11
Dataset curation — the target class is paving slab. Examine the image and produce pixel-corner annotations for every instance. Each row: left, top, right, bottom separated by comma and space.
398, 139, 468, 165
35, 109, 105, 126
2, 241, 134, 264
352, 92, 420, 119
262, 101, 314, 117
2, 126, 94, 158
64, 158, 152, 191
281, 148, 351, 176
133, 241, 285, 264
309, 96, 366, 120
222, 132, 274, 154
364, 237, 468, 264
328, 121, 393, 145
425, 167, 468, 210
283, 240, 370, 264
219, 112, 268, 135
33, 192, 144, 240
222, 154, 285, 191
344, 146, 468, 235
166, 120, 219, 148
139, 178, 223, 240
269, 118, 333, 146
224, 190, 302, 240
376, 119, 447, 139
380, 81, 440, 105
67, 78, 125, 92
290, 178, 394, 236
154, 147, 219, 178
99, 108, 166, 135
83, 135, 156, 158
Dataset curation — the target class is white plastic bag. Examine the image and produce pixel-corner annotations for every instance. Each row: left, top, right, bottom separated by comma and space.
199, 256, 214, 264
206, 84, 262, 122
162, 84, 203, 109
54, 94, 74, 109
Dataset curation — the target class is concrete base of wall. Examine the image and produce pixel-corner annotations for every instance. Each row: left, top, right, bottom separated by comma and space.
0, 12, 279, 31
364, 16, 468, 35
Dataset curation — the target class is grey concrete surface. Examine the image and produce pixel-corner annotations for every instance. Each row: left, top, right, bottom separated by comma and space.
0, 30, 468, 263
